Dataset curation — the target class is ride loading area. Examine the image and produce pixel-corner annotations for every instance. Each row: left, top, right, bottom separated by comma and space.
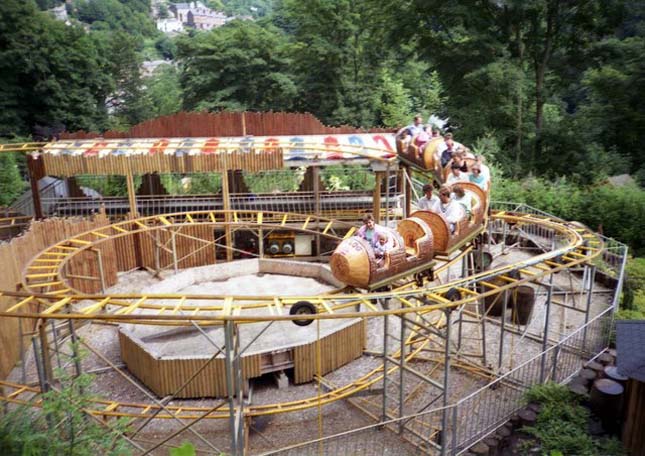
0, 112, 628, 455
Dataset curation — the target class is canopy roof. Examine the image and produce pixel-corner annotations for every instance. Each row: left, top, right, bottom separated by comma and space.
29, 134, 396, 176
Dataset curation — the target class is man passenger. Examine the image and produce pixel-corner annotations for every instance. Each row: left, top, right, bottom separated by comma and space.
438, 186, 466, 233
417, 183, 441, 212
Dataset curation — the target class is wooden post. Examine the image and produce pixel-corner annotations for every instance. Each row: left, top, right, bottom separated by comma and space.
222, 170, 233, 262
313, 166, 321, 257
125, 171, 138, 217
26, 155, 44, 219
402, 165, 412, 218
373, 171, 384, 223
39, 321, 53, 391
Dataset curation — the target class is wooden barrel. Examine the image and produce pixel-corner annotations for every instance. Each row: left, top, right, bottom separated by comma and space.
482, 287, 506, 317
590, 378, 624, 433
482, 265, 521, 317
604, 366, 628, 387
511, 285, 535, 325
330, 237, 372, 288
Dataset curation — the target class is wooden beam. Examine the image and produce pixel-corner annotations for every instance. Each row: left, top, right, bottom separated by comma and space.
373, 171, 384, 223
221, 171, 233, 262
26, 155, 44, 220
125, 171, 138, 217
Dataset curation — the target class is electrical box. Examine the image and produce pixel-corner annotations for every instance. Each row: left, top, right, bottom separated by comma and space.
294, 234, 314, 256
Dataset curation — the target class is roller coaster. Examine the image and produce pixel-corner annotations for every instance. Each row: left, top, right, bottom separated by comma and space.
0, 114, 628, 455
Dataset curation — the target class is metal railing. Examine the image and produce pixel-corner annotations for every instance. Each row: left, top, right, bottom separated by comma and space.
264, 203, 628, 456
39, 190, 404, 221
450, 306, 615, 453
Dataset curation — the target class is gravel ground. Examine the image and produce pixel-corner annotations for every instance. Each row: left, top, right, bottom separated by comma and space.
6, 238, 616, 455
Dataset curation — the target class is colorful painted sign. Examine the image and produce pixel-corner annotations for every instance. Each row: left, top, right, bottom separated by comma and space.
40, 134, 396, 162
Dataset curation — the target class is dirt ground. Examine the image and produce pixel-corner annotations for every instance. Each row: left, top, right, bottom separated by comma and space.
6, 240, 615, 455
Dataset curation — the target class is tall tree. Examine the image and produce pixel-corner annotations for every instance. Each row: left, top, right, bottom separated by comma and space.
0, 0, 111, 137
177, 20, 298, 112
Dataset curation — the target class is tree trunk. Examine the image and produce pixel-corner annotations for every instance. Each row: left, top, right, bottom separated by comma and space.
532, 0, 560, 168
515, 25, 524, 177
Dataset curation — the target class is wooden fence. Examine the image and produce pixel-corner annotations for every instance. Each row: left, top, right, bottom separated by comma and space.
0, 213, 219, 380
0, 214, 113, 379
59, 111, 392, 140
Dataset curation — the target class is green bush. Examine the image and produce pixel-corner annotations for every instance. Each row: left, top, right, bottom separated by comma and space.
492, 176, 645, 255
0, 368, 132, 455
523, 383, 625, 455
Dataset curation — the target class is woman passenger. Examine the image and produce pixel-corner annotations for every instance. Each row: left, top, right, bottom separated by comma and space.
356, 213, 386, 248
469, 166, 488, 190
451, 184, 473, 218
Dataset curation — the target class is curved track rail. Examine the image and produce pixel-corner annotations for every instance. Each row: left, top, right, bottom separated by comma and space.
0, 209, 604, 421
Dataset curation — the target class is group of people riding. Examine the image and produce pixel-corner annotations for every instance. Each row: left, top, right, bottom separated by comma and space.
354, 115, 492, 264
397, 115, 491, 192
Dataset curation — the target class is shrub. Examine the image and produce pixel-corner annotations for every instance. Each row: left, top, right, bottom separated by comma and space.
523, 383, 625, 455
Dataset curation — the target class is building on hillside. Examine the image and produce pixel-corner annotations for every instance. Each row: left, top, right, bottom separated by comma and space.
169, 2, 205, 23
48, 4, 69, 22
169, 1, 231, 31
157, 17, 184, 33
187, 9, 228, 30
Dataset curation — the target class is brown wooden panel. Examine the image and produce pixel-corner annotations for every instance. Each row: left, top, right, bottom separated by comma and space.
0, 214, 117, 380
59, 112, 393, 140
623, 379, 645, 456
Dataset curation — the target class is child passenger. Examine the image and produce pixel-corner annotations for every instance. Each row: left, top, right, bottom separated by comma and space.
373, 232, 391, 267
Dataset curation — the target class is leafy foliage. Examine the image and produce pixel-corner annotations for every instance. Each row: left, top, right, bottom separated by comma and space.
0, 153, 26, 206
523, 383, 625, 455
492, 175, 645, 255
177, 20, 298, 112
0, 358, 132, 455
69, 0, 157, 39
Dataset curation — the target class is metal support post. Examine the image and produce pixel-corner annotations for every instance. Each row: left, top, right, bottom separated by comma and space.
398, 315, 406, 433
497, 290, 509, 372
225, 321, 244, 455
440, 309, 453, 456
50, 320, 62, 370
18, 316, 27, 384
32, 337, 48, 394
582, 265, 596, 352
27, 154, 44, 219
381, 311, 389, 422
540, 269, 555, 382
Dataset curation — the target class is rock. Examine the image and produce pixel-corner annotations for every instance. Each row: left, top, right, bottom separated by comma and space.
518, 409, 537, 426
497, 424, 512, 439
579, 368, 597, 382
597, 352, 613, 365
585, 361, 604, 374
484, 437, 499, 454
470, 442, 490, 455
527, 402, 542, 414
568, 382, 590, 397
